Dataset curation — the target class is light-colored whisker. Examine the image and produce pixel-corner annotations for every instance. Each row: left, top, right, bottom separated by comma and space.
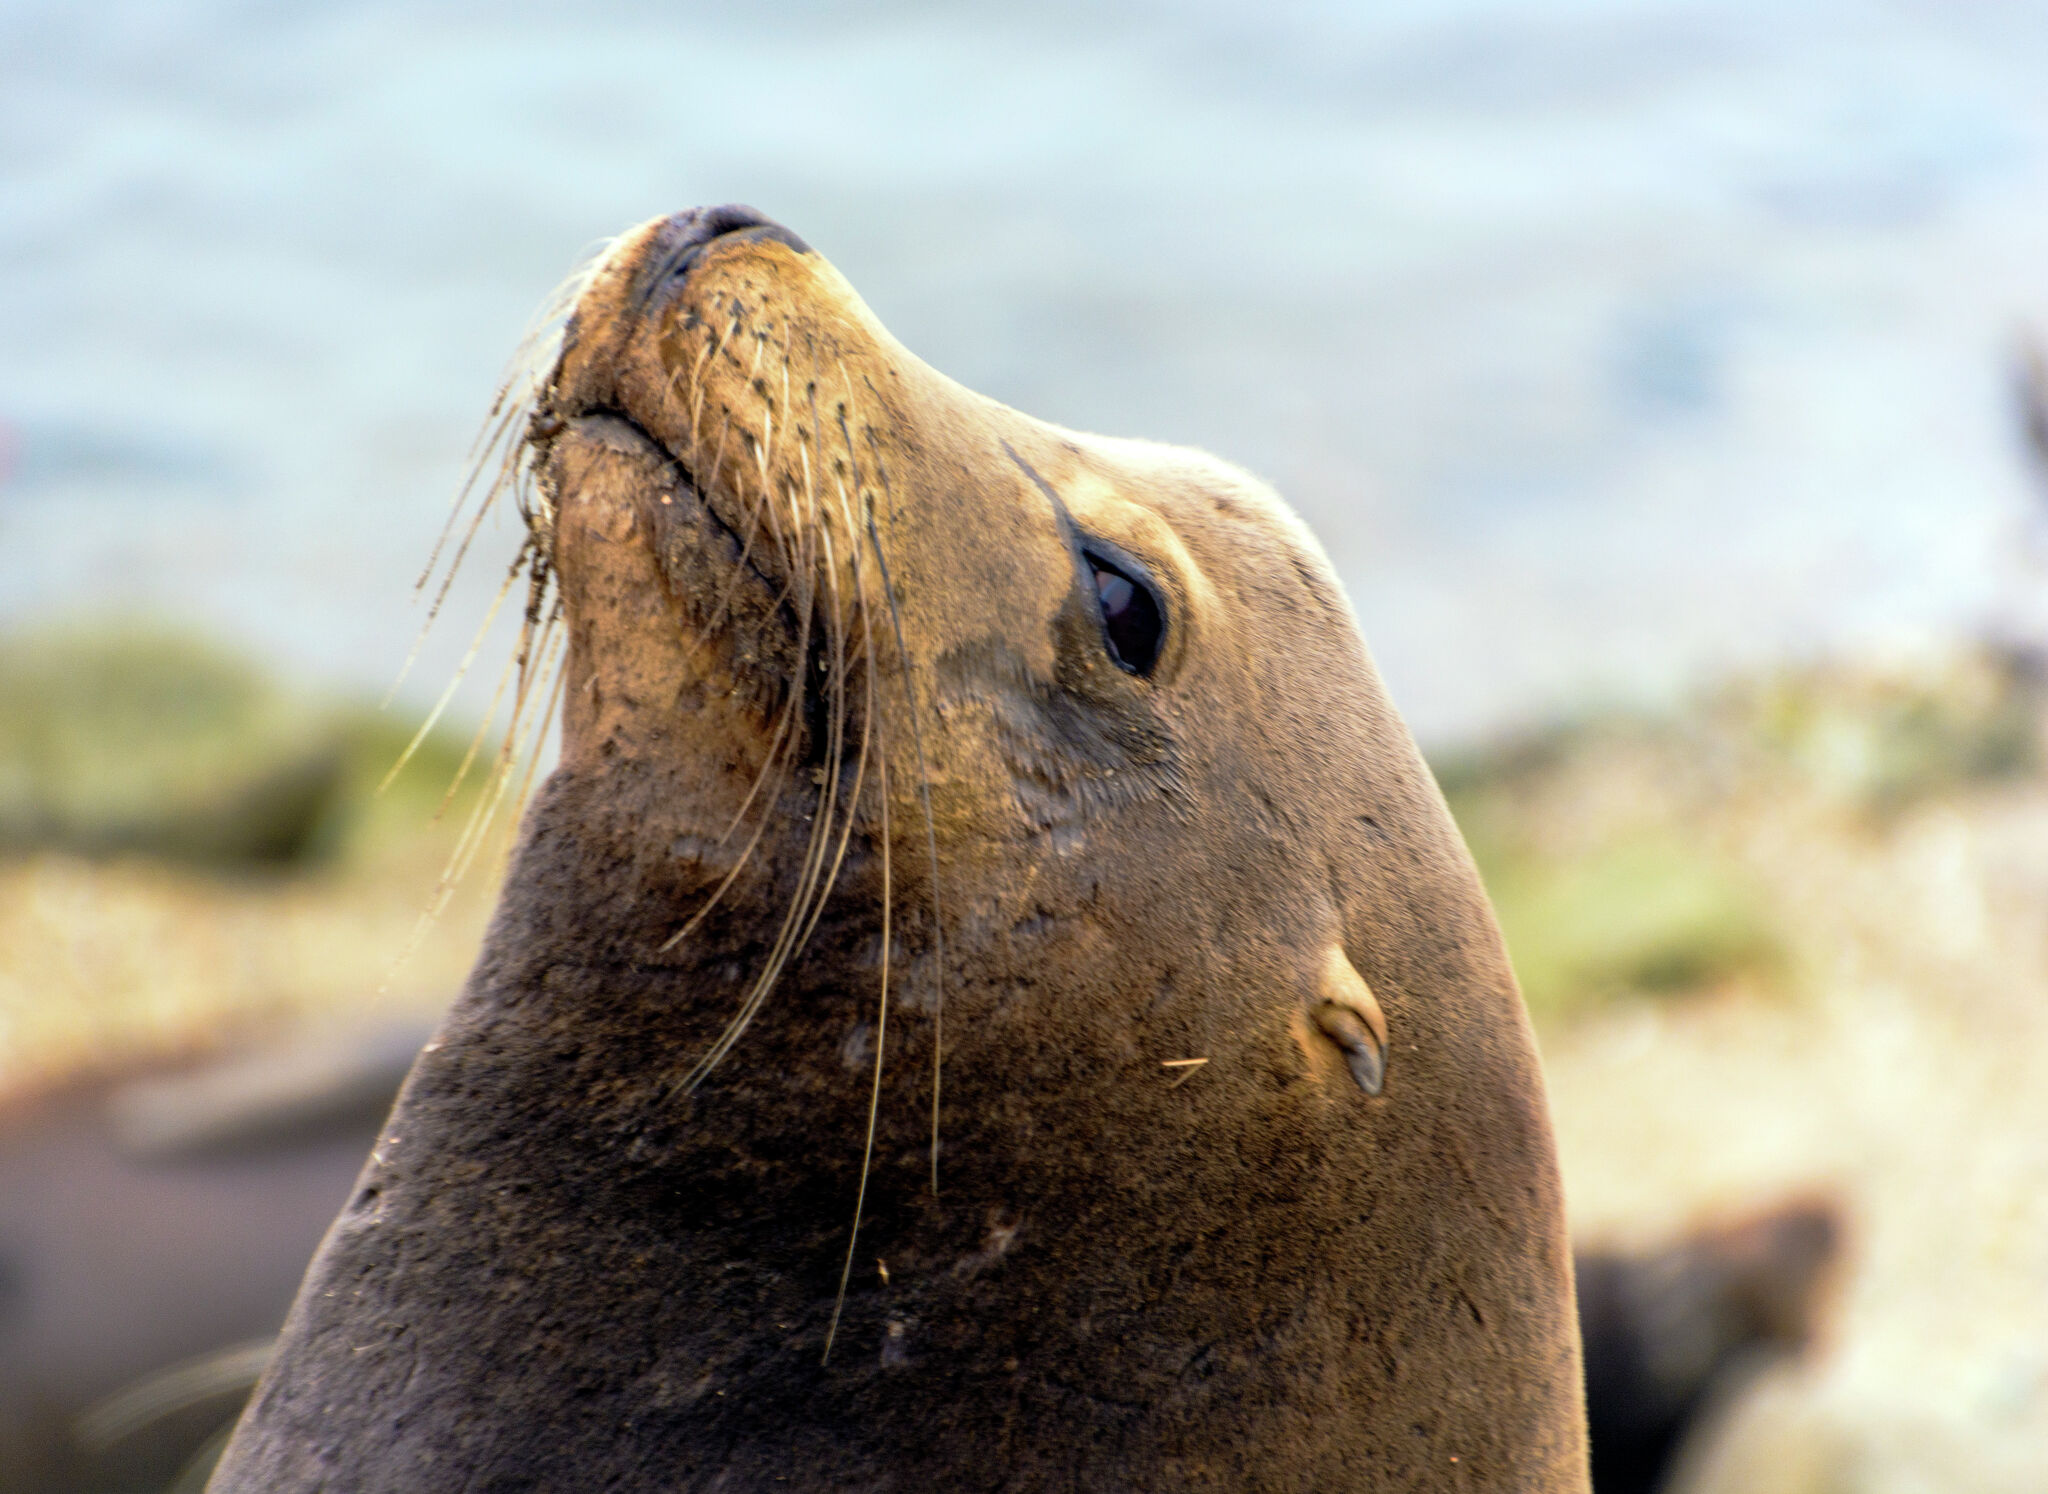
787, 523, 871, 962
824, 600, 887, 1366
501, 639, 569, 840
390, 398, 528, 703
409, 235, 605, 610
834, 358, 948, 1197
441, 608, 564, 898
682, 423, 857, 1093
429, 618, 523, 821
379, 603, 561, 992
679, 528, 831, 1089
435, 560, 559, 879
458, 617, 568, 890
378, 545, 529, 796
654, 720, 796, 953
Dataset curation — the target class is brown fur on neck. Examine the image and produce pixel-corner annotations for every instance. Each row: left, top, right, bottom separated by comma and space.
209, 208, 1589, 1493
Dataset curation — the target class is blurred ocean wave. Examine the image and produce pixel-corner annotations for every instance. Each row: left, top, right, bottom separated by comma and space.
4, 0, 2047, 740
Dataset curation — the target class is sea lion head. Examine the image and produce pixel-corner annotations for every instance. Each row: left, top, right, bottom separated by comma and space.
530, 206, 1462, 1099
208, 206, 1589, 1493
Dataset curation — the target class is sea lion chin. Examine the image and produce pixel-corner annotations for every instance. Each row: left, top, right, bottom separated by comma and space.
207, 206, 1591, 1493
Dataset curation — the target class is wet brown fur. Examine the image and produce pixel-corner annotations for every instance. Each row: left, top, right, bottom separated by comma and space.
209, 209, 1590, 1492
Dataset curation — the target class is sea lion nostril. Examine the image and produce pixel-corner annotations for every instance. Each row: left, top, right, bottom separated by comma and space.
635, 205, 813, 310
696, 203, 773, 238
692, 204, 811, 254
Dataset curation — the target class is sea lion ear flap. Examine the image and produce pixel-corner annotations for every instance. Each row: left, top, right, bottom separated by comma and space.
1311, 946, 1389, 1097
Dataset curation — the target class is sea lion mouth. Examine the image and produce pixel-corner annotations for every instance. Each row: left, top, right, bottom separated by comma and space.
531, 205, 814, 527
548, 406, 781, 597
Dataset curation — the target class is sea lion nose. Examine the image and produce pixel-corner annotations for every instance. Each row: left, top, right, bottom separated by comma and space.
632, 204, 813, 309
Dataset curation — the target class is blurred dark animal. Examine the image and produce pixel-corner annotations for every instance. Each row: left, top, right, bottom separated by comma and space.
1575, 1197, 1844, 1494
0, 1023, 426, 1494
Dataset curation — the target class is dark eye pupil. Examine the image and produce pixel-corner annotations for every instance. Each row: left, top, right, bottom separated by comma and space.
1087, 553, 1164, 676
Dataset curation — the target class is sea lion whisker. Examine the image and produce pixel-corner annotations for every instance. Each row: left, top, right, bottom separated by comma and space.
499, 575, 565, 786
443, 626, 554, 891
441, 610, 565, 897
824, 678, 888, 1368
754, 470, 794, 590
380, 609, 563, 990
783, 502, 864, 965
431, 246, 589, 575
424, 554, 556, 820
391, 416, 527, 702
746, 322, 769, 384
657, 351, 709, 475
679, 534, 836, 1088
696, 416, 840, 841
755, 406, 777, 513
686, 314, 728, 414
73, 1337, 275, 1452
658, 646, 808, 952
702, 405, 736, 500
450, 580, 559, 860
393, 408, 518, 699
688, 495, 866, 1087
655, 731, 795, 952
377, 544, 529, 796
699, 472, 776, 638
849, 403, 948, 1195
484, 624, 569, 878
673, 373, 777, 640
818, 433, 900, 1362
412, 241, 593, 593
677, 309, 740, 468
427, 610, 524, 821
710, 647, 803, 847
680, 815, 830, 1084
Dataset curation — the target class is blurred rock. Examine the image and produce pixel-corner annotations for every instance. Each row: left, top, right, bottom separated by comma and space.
0, 627, 349, 866
0, 1021, 426, 1494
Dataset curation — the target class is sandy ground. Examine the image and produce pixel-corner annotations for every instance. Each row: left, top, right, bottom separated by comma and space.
0, 839, 492, 1096
1544, 758, 2048, 1491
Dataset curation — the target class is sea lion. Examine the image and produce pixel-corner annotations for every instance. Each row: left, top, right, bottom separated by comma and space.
1576, 1197, 1844, 1494
208, 205, 1590, 1492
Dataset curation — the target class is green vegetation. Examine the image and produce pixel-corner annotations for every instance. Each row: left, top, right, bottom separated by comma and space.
1443, 745, 1781, 1022
1746, 647, 2040, 818
1465, 819, 1780, 1021
1436, 644, 2048, 1024
0, 623, 488, 868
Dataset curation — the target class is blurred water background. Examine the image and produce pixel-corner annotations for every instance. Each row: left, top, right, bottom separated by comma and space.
7, 4, 2048, 1492
9, 0, 2048, 740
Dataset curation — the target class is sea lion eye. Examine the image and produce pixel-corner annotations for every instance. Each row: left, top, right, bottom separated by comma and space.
1085, 550, 1164, 676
